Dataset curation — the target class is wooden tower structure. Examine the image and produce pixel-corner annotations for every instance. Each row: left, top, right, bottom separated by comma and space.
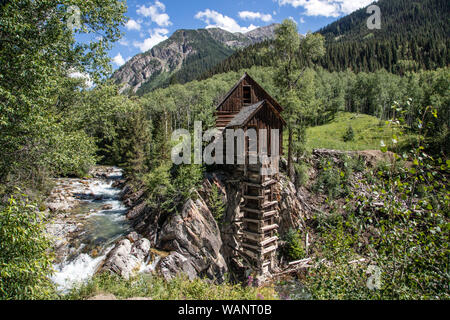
215, 73, 286, 277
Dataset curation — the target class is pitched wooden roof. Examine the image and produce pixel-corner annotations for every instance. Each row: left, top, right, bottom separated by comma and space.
216, 72, 284, 113
226, 100, 286, 128
226, 101, 265, 128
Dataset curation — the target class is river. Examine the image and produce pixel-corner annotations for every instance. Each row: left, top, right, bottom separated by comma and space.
48, 167, 132, 292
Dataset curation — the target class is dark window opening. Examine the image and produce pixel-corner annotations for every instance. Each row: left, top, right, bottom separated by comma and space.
243, 86, 252, 104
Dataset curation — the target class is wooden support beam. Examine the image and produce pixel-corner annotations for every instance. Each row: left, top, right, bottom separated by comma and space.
261, 224, 279, 232
240, 206, 264, 214
242, 217, 262, 225
262, 210, 277, 218
261, 245, 277, 255
260, 236, 278, 247
242, 230, 265, 242
262, 201, 278, 209
243, 180, 277, 188
243, 195, 265, 200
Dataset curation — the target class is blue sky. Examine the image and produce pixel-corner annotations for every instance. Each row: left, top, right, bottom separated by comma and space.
104, 0, 375, 69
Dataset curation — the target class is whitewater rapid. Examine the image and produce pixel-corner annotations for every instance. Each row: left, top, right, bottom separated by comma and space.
49, 168, 131, 293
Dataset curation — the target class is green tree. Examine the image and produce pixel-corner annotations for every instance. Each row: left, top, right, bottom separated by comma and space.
0, 0, 127, 191
0, 193, 55, 299
273, 19, 325, 180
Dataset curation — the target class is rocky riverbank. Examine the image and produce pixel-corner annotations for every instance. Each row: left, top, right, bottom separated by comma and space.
45, 165, 309, 290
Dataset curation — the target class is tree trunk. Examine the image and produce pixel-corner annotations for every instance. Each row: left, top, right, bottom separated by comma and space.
288, 127, 295, 181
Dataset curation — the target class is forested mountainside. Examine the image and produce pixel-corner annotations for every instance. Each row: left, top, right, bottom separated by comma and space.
112, 24, 278, 95
201, 0, 449, 79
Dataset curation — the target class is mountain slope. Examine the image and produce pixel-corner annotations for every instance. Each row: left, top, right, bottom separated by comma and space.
113, 24, 278, 95
201, 0, 449, 78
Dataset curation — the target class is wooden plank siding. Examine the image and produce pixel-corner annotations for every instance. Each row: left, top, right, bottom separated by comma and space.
213, 73, 286, 276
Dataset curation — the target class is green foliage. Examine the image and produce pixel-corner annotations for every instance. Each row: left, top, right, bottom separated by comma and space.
0, 193, 55, 300
142, 163, 174, 205
304, 217, 372, 299
209, 183, 225, 223
66, 273, 278, 300
313, 159, 347, 200
294, 163, 310, 188
282, 229, 306, 261
0, 0, 127, 191
141, 162, 204, 214
304, 103, 449, 300
273, 19, 325, 179
343, 126, 355, 142
172, 164, 204, 202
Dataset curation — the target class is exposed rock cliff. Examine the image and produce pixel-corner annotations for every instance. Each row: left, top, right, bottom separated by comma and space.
109, 168, 308, 283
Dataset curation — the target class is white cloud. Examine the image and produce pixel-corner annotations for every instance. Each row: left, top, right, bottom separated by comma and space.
133, 28, 169, 52
112, 53, 126, 66
118, 38, 129, 46
278, 0, 374, 18
238, 11, 273, 22
337, 0, 377, 15
195, 9, 258, 33
125, 19, 141, 31
137, 1, 172, 27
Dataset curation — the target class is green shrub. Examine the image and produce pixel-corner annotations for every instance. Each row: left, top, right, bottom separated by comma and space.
342, 154, 365, 173
172, 164, 204, 202
209, 183, 225, 223
143, 163, 174, 202
0, 192, 55, 300
305, 105, 450, 300
282, 229, 306, 261
313, 160, 344, 199
343, 125, 355, 142
142, 163, 205, 213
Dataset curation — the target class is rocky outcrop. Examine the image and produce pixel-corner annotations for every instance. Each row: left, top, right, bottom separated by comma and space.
245, 24, 279, 43
100, 238, 152, 279
159, 252, 198, 281
277, 176, 307, 234
120, 178, 228, 282
156, 195, 227, 282
119, 167, 310, 282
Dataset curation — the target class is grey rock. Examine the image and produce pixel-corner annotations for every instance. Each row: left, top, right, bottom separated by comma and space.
101, 238, 151, 279
127, 231, 140, 243
157, 194, 228, 282
159, 252, 198, 281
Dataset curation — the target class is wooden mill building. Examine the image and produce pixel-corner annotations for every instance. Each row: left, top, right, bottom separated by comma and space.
215, 73, 286, 277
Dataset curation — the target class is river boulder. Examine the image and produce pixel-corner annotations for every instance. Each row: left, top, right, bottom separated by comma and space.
100, 238, 151, 279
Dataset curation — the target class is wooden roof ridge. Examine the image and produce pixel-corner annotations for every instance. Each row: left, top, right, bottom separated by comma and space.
216, 72, 284, 112
226, 101, 264, 128
245, 73, 284, 113
226, 100, 286, 128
